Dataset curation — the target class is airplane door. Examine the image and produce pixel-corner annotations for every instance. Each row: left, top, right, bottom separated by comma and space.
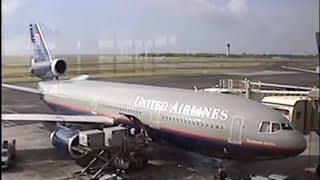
228, 116, 244, 144
150, 110, 160, 129
90, 96, 99, 115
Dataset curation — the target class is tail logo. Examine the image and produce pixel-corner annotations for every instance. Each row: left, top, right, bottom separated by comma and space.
34, 33, 41, 45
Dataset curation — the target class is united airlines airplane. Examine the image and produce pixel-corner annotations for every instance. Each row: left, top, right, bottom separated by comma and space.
2, 24, 307, 174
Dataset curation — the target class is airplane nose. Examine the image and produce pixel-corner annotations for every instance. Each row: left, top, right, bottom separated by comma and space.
289, 132, 307, 156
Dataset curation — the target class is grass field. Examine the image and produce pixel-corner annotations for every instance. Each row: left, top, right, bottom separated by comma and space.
2, 55, 319, 83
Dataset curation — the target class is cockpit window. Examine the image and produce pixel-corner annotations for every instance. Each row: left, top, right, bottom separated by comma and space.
259, 122, 270, 133
281, 123, 294, 131
271, 123, 281, 133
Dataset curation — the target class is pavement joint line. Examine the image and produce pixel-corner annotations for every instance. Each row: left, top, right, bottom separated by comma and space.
3, 120, 16, 127
2, 107, 18, 114
2, 108, 18, 126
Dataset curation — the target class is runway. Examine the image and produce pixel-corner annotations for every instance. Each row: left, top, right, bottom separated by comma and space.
2, 71, 319, 180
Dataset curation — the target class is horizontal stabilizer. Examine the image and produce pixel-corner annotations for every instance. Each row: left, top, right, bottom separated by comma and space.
2, 84, 40, 94
2, 114, 114, 125
71, 74, 90, 81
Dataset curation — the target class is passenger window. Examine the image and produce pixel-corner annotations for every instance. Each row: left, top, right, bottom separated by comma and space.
271, 123, 281, 133
259, 122, 271, 133
281, 123, 294, 130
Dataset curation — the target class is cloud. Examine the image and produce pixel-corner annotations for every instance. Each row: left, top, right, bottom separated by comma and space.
38, 22, 61, 36
3, 34, 31, 55
2, 0, 22, 17
135, 0, 249, 26
227, 0, 248, 16
2, 0, 318, 55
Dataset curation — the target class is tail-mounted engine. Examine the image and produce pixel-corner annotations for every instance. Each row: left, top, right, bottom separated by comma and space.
51, 58, 67, 76
30, 58, 67, 78
50, 126, 84, 159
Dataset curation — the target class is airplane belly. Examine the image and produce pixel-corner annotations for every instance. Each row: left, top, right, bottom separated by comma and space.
149, 127, 226, 158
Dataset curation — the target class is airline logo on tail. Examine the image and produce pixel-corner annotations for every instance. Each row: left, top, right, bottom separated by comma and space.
29, 23, 53, 63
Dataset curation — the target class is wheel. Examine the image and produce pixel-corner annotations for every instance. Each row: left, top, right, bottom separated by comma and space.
316, 164, 320, 177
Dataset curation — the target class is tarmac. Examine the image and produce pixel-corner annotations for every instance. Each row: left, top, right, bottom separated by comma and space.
2, 69, 320, 180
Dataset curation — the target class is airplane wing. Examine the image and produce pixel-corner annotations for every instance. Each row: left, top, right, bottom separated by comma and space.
281, 66, 319, 75
2, 83, 41, 94
2, 74, 90, 94
70, 74, 90, 81
2, 114, 114, 125
249, 81, 315, 91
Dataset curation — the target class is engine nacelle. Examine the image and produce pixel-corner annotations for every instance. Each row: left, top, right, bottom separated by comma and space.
30, 58, 67, 78
51, 58, 67, 76
50, 127, 84, 159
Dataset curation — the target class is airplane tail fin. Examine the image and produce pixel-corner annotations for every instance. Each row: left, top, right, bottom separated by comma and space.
29, 23, 54, 63
29, 23, 66, 81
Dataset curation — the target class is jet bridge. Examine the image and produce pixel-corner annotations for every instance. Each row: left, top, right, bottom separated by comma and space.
73, 126, 148, 180
198, 78, 319, 135
197, 78, 316, 101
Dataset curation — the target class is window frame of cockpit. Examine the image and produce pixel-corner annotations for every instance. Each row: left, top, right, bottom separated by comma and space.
270, 122, 281, 133
281, 123, 295, 131
258, 121, 282, 134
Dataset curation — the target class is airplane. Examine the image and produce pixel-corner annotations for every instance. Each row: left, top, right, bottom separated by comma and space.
281, 32, 320, 75
2, 23, 307, 176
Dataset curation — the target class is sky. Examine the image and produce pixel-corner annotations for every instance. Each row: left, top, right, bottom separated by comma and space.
2, 0, 319, 55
